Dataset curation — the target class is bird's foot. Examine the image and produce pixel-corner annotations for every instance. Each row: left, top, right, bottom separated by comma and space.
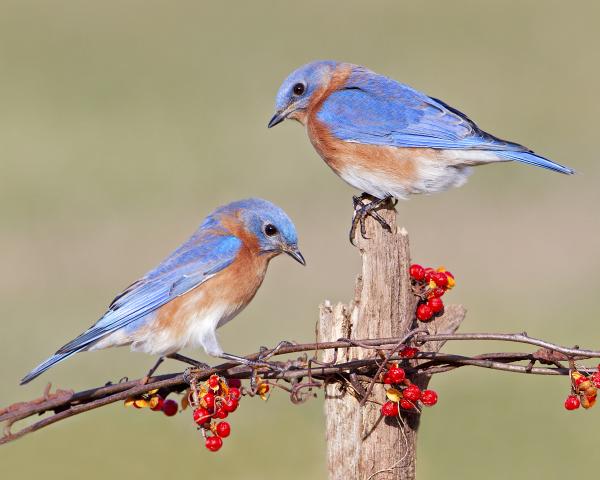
258, 340, 297, 361
183, 367, 200, 385
349, 194, 394, 244
220, 352, 287, 374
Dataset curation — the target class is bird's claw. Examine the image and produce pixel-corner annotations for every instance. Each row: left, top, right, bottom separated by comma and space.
349, 194, 394, 245
258, 340, 297, 361
183, 367, 199, 385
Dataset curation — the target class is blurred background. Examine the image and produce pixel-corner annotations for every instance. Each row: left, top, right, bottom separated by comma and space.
1, 1, 598, 478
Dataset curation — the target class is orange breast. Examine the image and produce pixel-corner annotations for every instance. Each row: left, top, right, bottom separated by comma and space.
150, 215, 273, 338
308, 116, 427, 188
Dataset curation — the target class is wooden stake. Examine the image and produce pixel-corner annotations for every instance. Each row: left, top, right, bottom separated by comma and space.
318, 203, 466, 480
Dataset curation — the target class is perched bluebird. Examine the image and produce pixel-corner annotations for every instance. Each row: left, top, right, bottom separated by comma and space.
21, 198, 305, 384
269, 61, 574, 240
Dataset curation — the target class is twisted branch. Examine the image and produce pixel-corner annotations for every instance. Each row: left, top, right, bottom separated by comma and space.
2, 331, 599, 446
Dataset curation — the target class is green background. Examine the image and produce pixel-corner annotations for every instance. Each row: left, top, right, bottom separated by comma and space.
1, 1, 599, 478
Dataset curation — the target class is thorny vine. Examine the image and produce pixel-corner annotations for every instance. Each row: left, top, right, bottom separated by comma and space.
2, 330, 600, 445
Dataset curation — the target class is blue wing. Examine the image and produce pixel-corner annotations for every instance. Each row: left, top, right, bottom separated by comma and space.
317, 68, 573, 174
20, 233, 241, 384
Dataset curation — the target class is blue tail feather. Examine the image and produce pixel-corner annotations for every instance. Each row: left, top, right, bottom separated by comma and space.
495, 150, 574, 175
20, 351, 80, 385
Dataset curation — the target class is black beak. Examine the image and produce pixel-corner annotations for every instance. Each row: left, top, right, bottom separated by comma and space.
268, 111, 285, 128
285, 247, 306, 266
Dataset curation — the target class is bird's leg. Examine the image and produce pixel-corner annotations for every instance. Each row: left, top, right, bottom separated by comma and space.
219, 352, 286, 374
350, 193, 395, 244
166, 352, 211, 370
140, 356, 165, 385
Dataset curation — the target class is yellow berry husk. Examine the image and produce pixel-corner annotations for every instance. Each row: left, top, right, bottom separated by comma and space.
436, 266, 446, 273
124, 398, 136, 407
446, 276, 456, 289
257, 384, 269, 395
220, 381, 229, 396
571, 371, 584, 382
581, 395, 593, 409
257, 381, 270, 400
198, 385, 208, 397
429, 280, 437, 289
386, 388, 402, 403
133, 399, 149, 409
148, 396, 161, 409
578, 380, 593, 392
585, 386, 597, 398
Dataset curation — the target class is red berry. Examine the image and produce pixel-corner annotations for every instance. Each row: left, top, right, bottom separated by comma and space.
208, 375, 220, 389
421, 390, 438, 406
564, 395, 580, 410
592, 372, 600, 388
400, 347, 419, 359
409, 264, 425, 281
383, 374, 393, 384
215, 407, 228, 419
228, 378, 242, 389
444, 271, 454, 279
403, 384, 421, 402
427, 297, 444, 314
429, 287, 446, 298
432, 272, 448, 288
216, 421, 231, 438
388, 367, 406, 384
400, 399, 414, 410
193, 407, 212, 425
222, 397, 239, 413
424, 268, 435, 283
205, 435, 223, 452
416, 303, 434, 322
228, 387, 242, 401
381, 401, 399, 417
161, 399, 178, 417
150, 395, 164, 411
203, 392, 215, 409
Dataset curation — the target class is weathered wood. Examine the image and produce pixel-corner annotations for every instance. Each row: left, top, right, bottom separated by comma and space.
318, 203, 466, 480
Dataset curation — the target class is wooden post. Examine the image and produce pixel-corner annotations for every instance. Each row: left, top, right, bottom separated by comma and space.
318, 203, 466, 480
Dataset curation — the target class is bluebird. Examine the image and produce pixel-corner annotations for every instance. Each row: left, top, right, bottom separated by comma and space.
268, 61, 574, 240
21, 198, 305, 384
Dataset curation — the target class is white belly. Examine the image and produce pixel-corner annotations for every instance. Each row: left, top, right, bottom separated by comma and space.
337, 148, 502, 199
91, 301, 239, 358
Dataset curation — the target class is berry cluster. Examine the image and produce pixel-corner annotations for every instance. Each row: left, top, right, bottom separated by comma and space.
380, 363, 438, 416
190, 374, 245, 452
189, 374, 270, 452
124, 389, 179, 417
564, 367, 600, 411
409, 264, 455, 322
125, 374, 271, 452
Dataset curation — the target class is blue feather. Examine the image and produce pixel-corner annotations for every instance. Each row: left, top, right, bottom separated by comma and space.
494, 150, 574, 174
317, 66, 573, 174
20, 233, 241, 385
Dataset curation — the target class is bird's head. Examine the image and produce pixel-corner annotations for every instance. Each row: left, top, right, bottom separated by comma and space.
215, 198, 305, 265
268, 60, 338, 128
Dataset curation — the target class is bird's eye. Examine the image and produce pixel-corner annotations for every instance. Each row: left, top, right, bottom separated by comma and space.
264, 224, 278, 236
292, 83, 305, 96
